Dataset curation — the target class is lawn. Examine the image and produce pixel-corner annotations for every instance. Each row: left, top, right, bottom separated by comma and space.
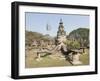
25, 49, 89, 68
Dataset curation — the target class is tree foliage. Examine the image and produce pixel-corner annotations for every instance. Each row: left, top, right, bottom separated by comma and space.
68, 28, 89, 48
25, 30, 54, 46
64, 39, 80, 49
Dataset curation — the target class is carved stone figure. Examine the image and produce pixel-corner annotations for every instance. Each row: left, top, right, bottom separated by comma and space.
56, 19, 67, 47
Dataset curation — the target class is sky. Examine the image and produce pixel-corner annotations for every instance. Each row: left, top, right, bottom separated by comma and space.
25, 12, 89, 37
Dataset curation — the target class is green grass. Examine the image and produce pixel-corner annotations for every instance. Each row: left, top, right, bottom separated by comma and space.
25, 49, 89, 68
80, 49, 89, 65
25, 56, 71, 68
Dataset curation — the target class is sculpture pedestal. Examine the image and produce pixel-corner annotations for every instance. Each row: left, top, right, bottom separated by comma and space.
36, 58, 42, 61
36, 52, 42, 61
71, 53, 82, 65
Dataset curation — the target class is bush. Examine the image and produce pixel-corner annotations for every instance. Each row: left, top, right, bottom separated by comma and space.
65, 39, 80, 49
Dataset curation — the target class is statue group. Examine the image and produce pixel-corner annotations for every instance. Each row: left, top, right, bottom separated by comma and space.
55, 19, 82, 65
33, 19, 83, 65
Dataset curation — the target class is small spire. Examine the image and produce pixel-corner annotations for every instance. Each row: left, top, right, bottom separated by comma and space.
46, 23, 51, 31
60, 18, 63, 24
60, 18, 62, 22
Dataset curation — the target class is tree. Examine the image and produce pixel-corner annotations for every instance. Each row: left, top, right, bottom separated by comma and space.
65, 39, 80, 49
68, 28, 89, 48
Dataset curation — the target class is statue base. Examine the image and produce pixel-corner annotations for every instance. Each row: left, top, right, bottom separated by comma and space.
70, 53, 82, 65
36, 58, 42, 61
71, 61, 82, 65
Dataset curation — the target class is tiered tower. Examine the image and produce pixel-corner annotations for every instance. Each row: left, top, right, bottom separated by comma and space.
56, 19, 66, 44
